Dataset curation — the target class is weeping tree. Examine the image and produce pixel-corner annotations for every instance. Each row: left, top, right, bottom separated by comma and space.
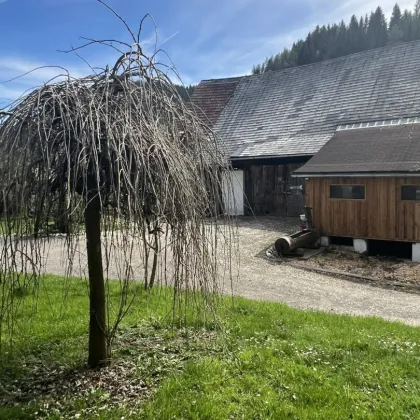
0, 3, 234, 368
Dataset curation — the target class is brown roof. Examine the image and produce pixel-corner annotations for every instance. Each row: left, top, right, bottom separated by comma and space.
295, 124, 420, 175
190, 77, 244, 127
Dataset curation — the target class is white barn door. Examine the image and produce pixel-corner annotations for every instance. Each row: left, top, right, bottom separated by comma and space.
222, 170, 244, 216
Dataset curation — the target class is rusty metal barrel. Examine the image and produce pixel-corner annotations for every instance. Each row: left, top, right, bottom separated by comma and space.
275, 230, 320, 255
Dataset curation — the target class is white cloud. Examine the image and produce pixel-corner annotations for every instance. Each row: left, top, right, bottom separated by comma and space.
0, 57, 92, 105
0, 57, 87, 83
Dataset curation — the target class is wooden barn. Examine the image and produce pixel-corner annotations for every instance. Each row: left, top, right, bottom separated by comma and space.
295, 121, 420, 261
191, 39, 420, 219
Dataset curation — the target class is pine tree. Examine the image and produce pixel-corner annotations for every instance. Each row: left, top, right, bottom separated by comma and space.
401, 9, 414, 41
265, 56, 275, 71
298, 33, 315, 65
348, 15, 362, 53
389, 3, 403, 43
311, 26, 322, 61
390, 3, 402, 28
252, 64, 262, 74
364, 14, 369, 34
415, 0, 420, 18
367, 7, 388, 48
331, 20, 348, 58
318, 25, 329, 60
413, 0, 420, 39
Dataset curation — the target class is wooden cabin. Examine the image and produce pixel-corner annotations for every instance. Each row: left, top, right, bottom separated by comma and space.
295, 122, 420, 261
191, 40, 420, 217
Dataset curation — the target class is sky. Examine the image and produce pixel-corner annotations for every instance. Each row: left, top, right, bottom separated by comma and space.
0, 0, 416, 106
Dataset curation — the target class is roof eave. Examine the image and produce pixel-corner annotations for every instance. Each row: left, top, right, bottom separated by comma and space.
294, 172, 420, 178
231, 153, 314, 161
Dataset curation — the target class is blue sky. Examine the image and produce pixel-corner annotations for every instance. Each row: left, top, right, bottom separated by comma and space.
0, 0, 415, 106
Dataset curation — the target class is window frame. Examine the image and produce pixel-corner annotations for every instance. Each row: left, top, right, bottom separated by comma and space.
401, 185, 420, 201
329, 184, 366, 201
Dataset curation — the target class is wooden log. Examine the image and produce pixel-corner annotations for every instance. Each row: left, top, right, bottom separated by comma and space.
275, 230, 320, 254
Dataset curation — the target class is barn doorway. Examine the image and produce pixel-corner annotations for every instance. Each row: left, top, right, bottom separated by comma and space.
222, 169, 244, 216
243, 163, 305, 216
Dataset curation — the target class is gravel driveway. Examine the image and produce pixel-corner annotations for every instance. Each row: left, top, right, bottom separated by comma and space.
37, 217, 420, 326
230, 217, 420, 326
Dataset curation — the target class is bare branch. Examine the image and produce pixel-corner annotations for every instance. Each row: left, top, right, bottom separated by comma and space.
0, 3, 237, 365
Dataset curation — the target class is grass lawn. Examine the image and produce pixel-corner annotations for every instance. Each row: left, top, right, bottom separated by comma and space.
1, 276, 420, 419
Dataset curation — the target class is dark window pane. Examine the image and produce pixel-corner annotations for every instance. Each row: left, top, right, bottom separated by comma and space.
330, 185, 365, 200
352, 186, 365, 199
401, 185, 420, 201
330, 185, 342, 198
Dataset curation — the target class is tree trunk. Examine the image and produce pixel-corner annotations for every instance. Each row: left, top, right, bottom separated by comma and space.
56, 188, 69, 234
84, 191, 108, 368
148, 230, 159, 290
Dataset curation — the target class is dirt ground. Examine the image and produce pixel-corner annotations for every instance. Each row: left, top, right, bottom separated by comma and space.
299, 246, 420, 286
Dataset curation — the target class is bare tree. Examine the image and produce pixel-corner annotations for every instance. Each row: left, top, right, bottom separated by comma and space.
0, 3, 235, 368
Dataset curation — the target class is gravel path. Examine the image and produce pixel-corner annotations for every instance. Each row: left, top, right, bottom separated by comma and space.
38, 217, 420, 326
229, 217, 420, 326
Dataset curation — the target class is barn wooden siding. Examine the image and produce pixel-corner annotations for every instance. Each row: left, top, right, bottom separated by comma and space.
244, 163, 305, 216
305, 177, 420, 242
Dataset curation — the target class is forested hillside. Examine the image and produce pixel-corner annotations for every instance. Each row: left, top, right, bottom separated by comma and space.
174, 84, 196, 102
252, 1, 420, 74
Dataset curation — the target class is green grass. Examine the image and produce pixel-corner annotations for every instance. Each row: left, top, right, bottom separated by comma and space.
1, 276, 420, 419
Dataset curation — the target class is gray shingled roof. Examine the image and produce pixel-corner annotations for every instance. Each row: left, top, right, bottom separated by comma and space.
295, 124, 420, 175
210, 40, 420, 159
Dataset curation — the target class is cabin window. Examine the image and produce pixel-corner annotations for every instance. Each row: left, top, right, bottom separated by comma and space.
330, 185, 365, 200
401, 185, 420, 201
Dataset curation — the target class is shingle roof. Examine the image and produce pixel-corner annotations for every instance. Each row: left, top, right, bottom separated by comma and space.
295, 124, 420, 175
190, 77, 244, 127
200, 40, 420, 159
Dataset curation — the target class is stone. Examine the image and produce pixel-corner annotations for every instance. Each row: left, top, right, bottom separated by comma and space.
354, 239, 369, 254
320, 236, 331, 247
412, 243, 420, 263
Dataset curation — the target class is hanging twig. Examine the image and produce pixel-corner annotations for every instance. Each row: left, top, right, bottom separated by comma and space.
0, 0, 236, 361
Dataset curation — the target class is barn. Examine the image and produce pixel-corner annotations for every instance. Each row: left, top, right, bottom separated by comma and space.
191, 39, 420, 219
295, 121, 420, 262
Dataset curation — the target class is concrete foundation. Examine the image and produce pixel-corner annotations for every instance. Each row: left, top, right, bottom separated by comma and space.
354, 239, 369, 254
320, 236, 331, 247
412, 243, 420, 263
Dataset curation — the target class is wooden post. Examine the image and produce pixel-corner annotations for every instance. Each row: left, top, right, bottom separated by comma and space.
304, 206, 313, 230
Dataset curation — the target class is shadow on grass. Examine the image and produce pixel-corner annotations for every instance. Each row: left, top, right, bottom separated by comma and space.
0, 323, 223, 419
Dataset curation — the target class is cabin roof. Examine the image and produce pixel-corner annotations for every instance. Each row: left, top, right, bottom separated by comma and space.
295, 123, 420, 175
192, 40, 420, 159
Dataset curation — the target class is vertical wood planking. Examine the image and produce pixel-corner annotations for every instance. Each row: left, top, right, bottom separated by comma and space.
415, 203, 420, 240
307, 176, 420, 242
388, 177, 396, 239
397, 179, 405, 240
245, 162, 307, 216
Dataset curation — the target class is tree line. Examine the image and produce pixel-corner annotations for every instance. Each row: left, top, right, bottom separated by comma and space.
253, 1, 420, 74
175, 84, 195, 101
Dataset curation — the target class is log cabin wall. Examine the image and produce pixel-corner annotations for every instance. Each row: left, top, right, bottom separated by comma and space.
305, 177, 420, 242
244, 163, 305, 216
